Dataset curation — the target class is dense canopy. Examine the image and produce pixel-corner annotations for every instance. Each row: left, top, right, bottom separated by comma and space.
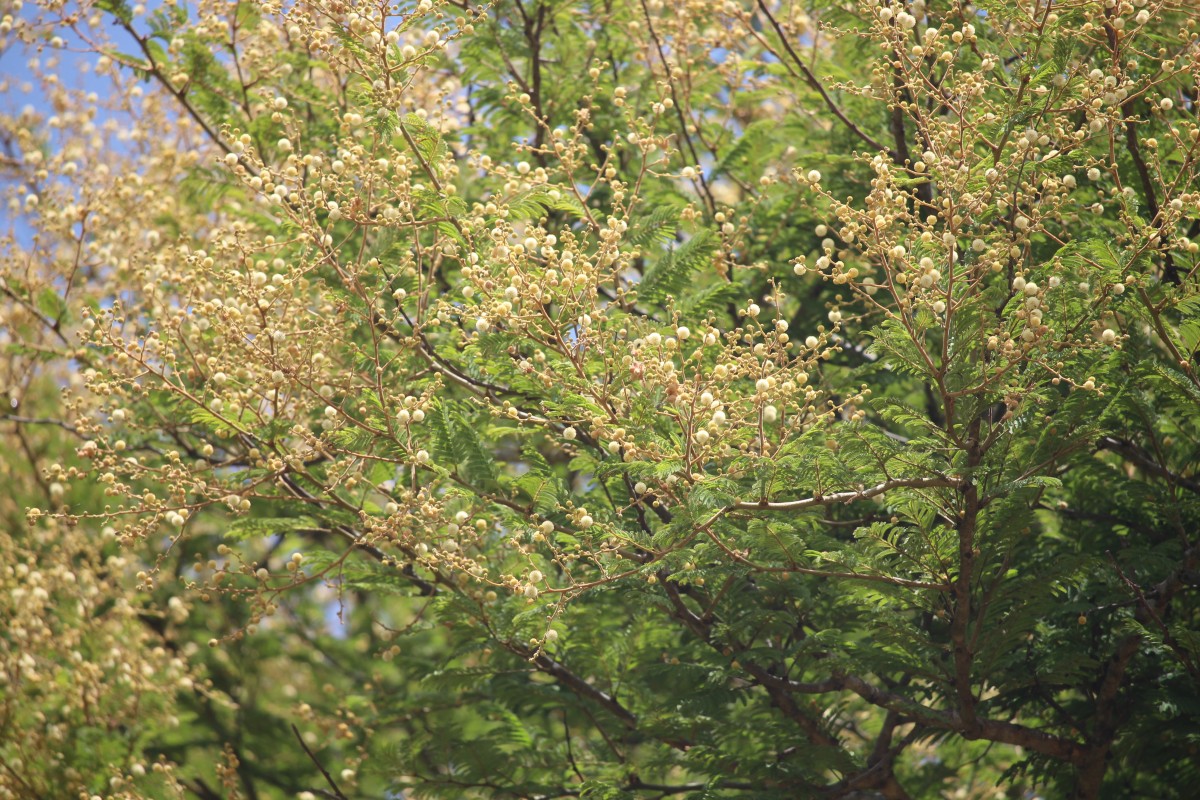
2, 0, 1199, 798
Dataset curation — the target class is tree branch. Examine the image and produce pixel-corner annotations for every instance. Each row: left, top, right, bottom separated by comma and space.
290, 725, 349, 800
734, 475, 960, 512
1096, 436, 1200, 495
754, 0, 895, 159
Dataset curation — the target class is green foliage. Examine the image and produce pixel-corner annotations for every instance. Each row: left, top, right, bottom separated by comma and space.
6, 0, 1200, 799
637, 230, 719, 304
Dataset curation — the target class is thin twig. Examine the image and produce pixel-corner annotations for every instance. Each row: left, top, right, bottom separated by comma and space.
754, 0, 895, 159
290, 724, 350, 800
1106, 552, 1200, 684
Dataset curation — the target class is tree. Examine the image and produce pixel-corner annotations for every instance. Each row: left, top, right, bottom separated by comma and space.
3, 0, 1199, 797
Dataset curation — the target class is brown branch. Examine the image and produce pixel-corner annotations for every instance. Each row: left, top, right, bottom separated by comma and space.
115, 21, 237, 160
830, 708, 913, 800
638, 0, 717, 215
1148, 538, 1200, 614
184, 778, 224, 800
661, 578, 1088, 768
699, 520, 949, 591
831, 673, 1087, 763
951, 435, 982, 731
1072, 633, 1141, 799
0, 414, 79, 434
1096, 436, 1200, 495
1107, 552, 1199, 684
754, 0, 895, 159
290, 724, 349, 800
658, 580, 843, 751
1121, 99, 1179, 285
274, 471, 438, 595
733, 475, 959, 511
526, 650, 640, 731
947, 546, 977, 724
494, 639, 692, 752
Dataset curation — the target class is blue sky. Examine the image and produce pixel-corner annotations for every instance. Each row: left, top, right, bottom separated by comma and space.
2, 3, 153, 248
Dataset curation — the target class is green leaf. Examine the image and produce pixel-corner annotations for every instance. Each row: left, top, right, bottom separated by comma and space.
400, 113, 449, 166
626, 204, 680, 248
431, 401, 498, 486
637, 230, 718, 304
225, 516, 321, 542
35, 288, 68, 325
95, 0, 133, 23
713, 119, 776, 178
